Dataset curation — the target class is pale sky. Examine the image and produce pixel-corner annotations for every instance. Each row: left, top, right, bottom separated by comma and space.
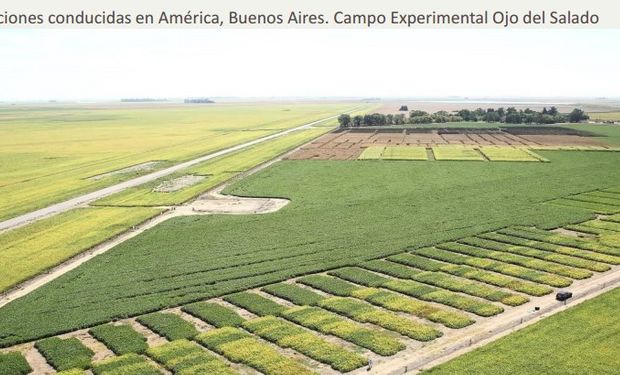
0, 29, 619, 101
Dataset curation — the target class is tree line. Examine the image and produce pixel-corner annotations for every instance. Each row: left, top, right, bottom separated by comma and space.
338, 107, 589, 128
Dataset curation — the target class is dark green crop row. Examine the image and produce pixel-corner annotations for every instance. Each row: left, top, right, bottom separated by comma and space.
385, 254, 551, 296
500, 226, 620, 256
347, 263, 528, 306
414, 247, 572, 287
147, 339, 236, 375
261, 283, 325, 306
243, 316, 367, 372
182, 302, 245, 328
298, 274, 362, 296
35, 337, 93, 371
564, 223, 615, 236
461, 237, 609, 272
551, 198, 619, 214
196, 327, 313, 375
328, 267, 389, 287
440, 242, 592, 279
0, 352, 31, 375
92, 353, 161, 375
223, 292, 287, 316
317, 297, 443, 341
89, 324, 148, 355
479, 232, 620, 265
136, 312, 198, 341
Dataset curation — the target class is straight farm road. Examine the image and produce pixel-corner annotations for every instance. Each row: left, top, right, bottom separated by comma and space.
0, 110, 358, 232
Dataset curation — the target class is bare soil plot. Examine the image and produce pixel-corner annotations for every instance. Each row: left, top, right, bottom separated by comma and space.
152, 175, 206, 192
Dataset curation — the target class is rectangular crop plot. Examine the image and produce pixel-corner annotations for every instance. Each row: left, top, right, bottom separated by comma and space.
243, 316, 367, 372
89, 324, 148, 355
281, 306, 405, 356
0, 352, 31, 375
35, 337, 94, 371
196, 327, 314, 375
147, 339, 235, 375
382, 146, 428, 160
432, 146, 485, 161
92, 353, 162, 375
136, 313, 198, 341
182, 302, 245, 328
479, 147, 541, 162
317, 297, 442, 341
357, 146, 385, 160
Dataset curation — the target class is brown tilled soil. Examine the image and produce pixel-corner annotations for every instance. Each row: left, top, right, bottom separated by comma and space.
286, 128, 612, 160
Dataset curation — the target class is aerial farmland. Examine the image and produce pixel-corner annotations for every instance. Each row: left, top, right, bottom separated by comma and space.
0, 98, 618, 375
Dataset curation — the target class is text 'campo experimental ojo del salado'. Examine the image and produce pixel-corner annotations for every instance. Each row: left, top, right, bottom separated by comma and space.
0, 10, 600, 27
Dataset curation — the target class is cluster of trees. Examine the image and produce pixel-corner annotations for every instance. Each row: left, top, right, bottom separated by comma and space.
184, 98, 214, 104
337, 106, 589, 128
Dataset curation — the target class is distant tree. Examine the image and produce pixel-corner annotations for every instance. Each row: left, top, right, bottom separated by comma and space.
393, 114, 406, 124
337, 114, 351, 128
386, 114, 394, 125
399, 105, 409, 111
548, 106, 559, 116
409, 110, 428, 118
568, 108, 589, 123
352, 115, 363, 127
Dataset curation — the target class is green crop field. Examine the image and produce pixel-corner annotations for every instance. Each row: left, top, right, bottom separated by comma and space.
423, 287, 620, 374
92, 126, 330, 207
1, 147, 619, 346
0, 206, 163, 292
588, 111, 620, 122
0, 103, 359, 220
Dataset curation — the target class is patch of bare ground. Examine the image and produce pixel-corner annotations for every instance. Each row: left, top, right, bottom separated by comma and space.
24, 345, 55, 374
551, 227, 596, 238
152, 175, 205, 192
126, 319, 168, 347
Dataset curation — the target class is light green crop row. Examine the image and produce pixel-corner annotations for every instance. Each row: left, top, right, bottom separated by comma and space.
243, 316, 367, 372
196, 327, 314, 375
414, 247, 571, 287
147, 339, 236, 375
318, 297, 442, 341
92, 353, 161, 375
